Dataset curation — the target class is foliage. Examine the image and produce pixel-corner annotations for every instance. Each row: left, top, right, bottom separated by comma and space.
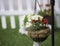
38, 9, 51, 16
38, 10, 46, 16
23, 15, 48, 31
28, 22, 48, 31
24, 15, 28, 26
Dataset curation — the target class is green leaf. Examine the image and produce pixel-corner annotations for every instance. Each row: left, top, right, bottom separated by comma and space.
24, 15, 28, 26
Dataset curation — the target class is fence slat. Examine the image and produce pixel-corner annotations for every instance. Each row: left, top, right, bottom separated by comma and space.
18, 0, 22, 11
10, 16, 16, 29
19, 16, 24, 30
26, 0, 31, 10
1, 16, 7, 29
26, 0, 34, 14
19, 16, 21, 28
1, 0, 5, 11
9, 0, 13, 11
19, 15, 28, 34
55, 15, 60, 28
0, 0, 7, 29
19, 16, 25, 28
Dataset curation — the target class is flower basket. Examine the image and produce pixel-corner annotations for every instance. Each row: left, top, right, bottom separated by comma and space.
28, 28, 51, 42
23, 14, 51, 42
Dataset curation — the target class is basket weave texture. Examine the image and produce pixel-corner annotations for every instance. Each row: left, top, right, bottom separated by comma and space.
28, 29, 51, 42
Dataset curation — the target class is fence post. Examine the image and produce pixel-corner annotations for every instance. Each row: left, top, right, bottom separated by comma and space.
10, 16, 16, 29
9, 0, 16, 29
1, 16, 7, 29
1, 0, 7, 29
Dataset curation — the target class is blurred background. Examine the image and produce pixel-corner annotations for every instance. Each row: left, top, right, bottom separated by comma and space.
0, 0, 60, 46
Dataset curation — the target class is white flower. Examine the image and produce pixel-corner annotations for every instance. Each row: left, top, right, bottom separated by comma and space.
40, 24, 42, 26
45, 7, 50, 10
24, 14, 43, 27
34, 15, 38, 20
44, 24, 46, 26
25, 22, 32, 28
31, 16, 35, 20
33, 15, 43, 21
27, 14, 32, 22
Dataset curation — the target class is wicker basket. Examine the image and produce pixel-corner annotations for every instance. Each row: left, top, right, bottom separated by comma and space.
28, 28, 51, 42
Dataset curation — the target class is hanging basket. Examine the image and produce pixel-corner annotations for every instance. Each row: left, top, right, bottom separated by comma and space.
28, 28, 51, 42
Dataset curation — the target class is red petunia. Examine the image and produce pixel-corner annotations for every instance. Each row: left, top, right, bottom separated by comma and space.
42, 18, 48, 24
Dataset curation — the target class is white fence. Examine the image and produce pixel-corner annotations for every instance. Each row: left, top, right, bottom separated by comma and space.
0, 0, 60, 29
0, 0, 50, 29
0, 0, 35, 29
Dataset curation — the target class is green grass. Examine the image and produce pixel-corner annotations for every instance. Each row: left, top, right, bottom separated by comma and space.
0, 29, 60, 46
0, 29, 33, 46
0, 16, 60, 46
41, 29, 60, 46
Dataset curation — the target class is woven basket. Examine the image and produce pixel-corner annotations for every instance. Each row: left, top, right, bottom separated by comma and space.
28, 28, 51, 42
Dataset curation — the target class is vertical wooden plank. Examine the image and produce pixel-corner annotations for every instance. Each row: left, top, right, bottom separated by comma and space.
43, 0, 48, 4
9, 0, 13, 12
26, 0, 31, 13
19, 15, 26, 28
1, 0, 7, 29
3, 0, 9, 10
56, 15, 60, 28
10, 16, 16, 29
22, 0, 27, 10
55, 0, 60, 12
0, 16, 2, 28
9, 0, 16, 29
30, 0, 34, 10
0, 0, 5, 11
13, 0, 18, 10
19, 16, 22, 28
19, 16, 22, 32
26, 0, 31, 10
19, 15, 28, 35
1, 16, 7, 29
17, 0, 22, 11
0, 0, 1, 10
